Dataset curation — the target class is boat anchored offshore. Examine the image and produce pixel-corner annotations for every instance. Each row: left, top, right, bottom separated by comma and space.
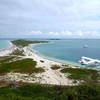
83, 44, 88, 48
79, 56, 100, 66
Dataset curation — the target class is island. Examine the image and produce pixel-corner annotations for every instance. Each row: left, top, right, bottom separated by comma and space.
0, 39, 100, 100
11, 39, 48, 47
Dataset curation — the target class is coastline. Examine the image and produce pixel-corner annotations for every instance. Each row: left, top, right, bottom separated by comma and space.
0, 40, 12, 51
0, 40, 99, 85
28, 43, 81, 68
0, 40, 74, 84
33, 46, 81, 66
22, 45, 79, 85
0, 41, 99, 70
0, 41, 77, 85
27, 44, 100, 70
0, 41, 97, 69
30, 43, 100, 70
0, 42, 17, 57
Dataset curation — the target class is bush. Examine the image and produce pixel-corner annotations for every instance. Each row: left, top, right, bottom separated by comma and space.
11, 40, 48, 47
0, 58, 37, 74
32, 67, 45, 73
40, 60, 44, 63
51, 65, 61, 70
60, 68, 100, 82
0, 84, 100, 100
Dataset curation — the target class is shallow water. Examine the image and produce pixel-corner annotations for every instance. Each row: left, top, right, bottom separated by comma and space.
0, 39, 100, 69
32, 39, 100, 68
0, 40, 11, 50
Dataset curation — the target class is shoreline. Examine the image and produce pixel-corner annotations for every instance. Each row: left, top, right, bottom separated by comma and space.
0, 41, 99, 85
28, 43, 100, 70
0, 40, 12, 52
28, 44, 81, 68
0, 42, 77, 85
0, 41, 99, 70
0, 43, 17, 57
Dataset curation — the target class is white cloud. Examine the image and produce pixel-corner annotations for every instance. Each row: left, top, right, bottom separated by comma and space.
31, 30, 100, 38
23, 30, 100, 39
30, 30, 42, 35
0, 0, 100, 38
49, 32, 59, 36
61, 31, 72, 36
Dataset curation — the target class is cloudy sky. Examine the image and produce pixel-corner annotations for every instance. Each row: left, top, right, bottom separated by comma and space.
0, 0, 100, 38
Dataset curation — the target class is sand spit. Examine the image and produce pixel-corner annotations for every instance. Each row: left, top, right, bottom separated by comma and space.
0, 44, 80, 86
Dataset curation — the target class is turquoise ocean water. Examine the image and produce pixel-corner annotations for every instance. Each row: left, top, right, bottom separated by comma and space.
32, 39, 100, 68
0, 39, 100, 68
0, 40, 11, 50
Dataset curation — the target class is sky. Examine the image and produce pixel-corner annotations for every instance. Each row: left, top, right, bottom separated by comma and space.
0, 0, 100, 38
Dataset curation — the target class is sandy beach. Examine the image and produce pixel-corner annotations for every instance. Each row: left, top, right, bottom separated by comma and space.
0, 45, 17, 57
0, 43, 80, 86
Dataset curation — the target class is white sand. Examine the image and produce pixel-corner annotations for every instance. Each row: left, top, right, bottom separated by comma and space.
0, 44, 79, 86
21, 45, 78, 85
0, 45, 17, 57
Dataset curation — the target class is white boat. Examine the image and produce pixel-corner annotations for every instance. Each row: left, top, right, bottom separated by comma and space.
83, 44, 88, 48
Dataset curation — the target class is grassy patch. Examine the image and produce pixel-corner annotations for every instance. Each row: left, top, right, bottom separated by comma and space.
51, 65, 61, 70
0, 84, 100, 100
0, 58, 37, 74
0, 56, 15, 63
11, 40, 48, 47
32, 67, 45, 73
60, 68, 100, 82
0, 56, 46, 74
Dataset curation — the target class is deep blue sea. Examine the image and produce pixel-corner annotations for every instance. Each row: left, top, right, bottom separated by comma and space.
32, 39, 100, 67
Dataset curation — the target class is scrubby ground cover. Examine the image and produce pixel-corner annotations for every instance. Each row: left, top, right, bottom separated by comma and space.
60, 68, 100, 83
11, 40, 48, 47
0, 84, 100, 100
0, 57, 44, 74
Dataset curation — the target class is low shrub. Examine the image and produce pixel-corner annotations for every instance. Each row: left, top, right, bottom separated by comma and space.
51, 65, 61, 70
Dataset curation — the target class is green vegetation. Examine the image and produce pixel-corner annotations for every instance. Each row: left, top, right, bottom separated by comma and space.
11, 40, 48, 47
0, 84, 100, 100
0, 56, 15, 63
60, 68, 100, 82
0, 58, 38, 74
32, 67, 45, 73
10, 49, 25, 56
0, 56, 45, 74
51, 64, 61, 70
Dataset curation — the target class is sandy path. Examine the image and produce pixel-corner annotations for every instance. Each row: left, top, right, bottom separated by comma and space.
0, 44, 78, 86
21, 46, 76, 85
